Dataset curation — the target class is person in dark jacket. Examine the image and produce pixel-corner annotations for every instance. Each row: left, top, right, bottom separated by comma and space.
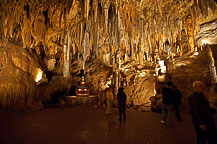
117, 81, 127, 122
188, 81, 217, 144
161, 81, 174, 125
172, 85, 183, 121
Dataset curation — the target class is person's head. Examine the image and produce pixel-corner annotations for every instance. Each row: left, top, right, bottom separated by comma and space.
193, 81, 206, 94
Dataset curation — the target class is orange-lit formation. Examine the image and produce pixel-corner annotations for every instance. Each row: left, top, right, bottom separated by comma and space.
0, 0, 216, 110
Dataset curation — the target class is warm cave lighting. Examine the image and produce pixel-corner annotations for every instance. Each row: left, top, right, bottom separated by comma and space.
35, 68, 43, 82
202, 39, 209, 45
139, 72, 146, 77
157, 75, 166, 82
105, 79, 112, 88
194, 46, 199, 56
143, 54, 146, 60
158, 60, 166, 73
194, 51, 199, 56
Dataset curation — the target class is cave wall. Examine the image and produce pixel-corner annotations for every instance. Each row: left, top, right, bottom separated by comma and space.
0, 41, 40, 109
0, 0, 217, 109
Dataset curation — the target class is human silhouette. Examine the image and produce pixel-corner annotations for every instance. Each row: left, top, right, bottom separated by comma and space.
161, 81, 174, 125
172, 85, 182, 121
188, 81, 217, 144
117, 81, 127, 122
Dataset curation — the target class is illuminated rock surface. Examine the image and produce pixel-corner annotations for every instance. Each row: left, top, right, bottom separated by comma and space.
0, 0, 216, 109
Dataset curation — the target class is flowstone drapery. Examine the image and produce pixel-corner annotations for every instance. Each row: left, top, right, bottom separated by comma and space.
0, 0, 217, 109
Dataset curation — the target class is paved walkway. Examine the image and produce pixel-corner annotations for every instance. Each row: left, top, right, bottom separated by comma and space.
0, 105, 197, 144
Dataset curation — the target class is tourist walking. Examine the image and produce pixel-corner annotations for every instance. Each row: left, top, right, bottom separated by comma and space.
188, 81, 217, 144
117, 81, 127, 122
161, 81, 174, 125
173, 85, 183, 121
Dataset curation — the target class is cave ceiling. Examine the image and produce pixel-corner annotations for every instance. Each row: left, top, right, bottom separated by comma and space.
0, 0, 217, 50
0, 0, 216, 78
0, 0, 217, 109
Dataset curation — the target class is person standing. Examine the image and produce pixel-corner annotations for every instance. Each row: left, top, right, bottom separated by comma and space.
117, 82, 127, 122
173, 85, 183, 121
161, 81, 174, 125
105, 85, 113, 115
188, 81, 217, 144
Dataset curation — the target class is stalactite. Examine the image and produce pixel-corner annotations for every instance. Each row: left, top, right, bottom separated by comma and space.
135, 36, 139, 63
0, 0, 217, 109
140, 19, 144, 64
93, 0, 98, 22
94, 13, 99, 59
199, 0, 208, 18
130, 39, 134, 59
103, 1, 109, 34
63, 33, 70, 78
79, 22, 83, 60
83, 29, 87, 70
148, 35, 152, 58
85, 0, 90, 22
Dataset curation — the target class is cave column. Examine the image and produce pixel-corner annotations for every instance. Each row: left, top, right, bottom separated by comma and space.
63, 32, 71, 79
113, 0, 121, 95
187, 15, 195, 53
140, 19, 144, 64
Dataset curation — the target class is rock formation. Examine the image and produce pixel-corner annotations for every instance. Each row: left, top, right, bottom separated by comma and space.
0, 0, 216, 110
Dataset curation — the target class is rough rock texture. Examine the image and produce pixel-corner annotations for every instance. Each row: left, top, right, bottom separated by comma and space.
0, 0, 217, 109
0, 41, 40, 109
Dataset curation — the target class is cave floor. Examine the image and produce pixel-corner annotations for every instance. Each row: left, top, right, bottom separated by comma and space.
0, 105, 199, 144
